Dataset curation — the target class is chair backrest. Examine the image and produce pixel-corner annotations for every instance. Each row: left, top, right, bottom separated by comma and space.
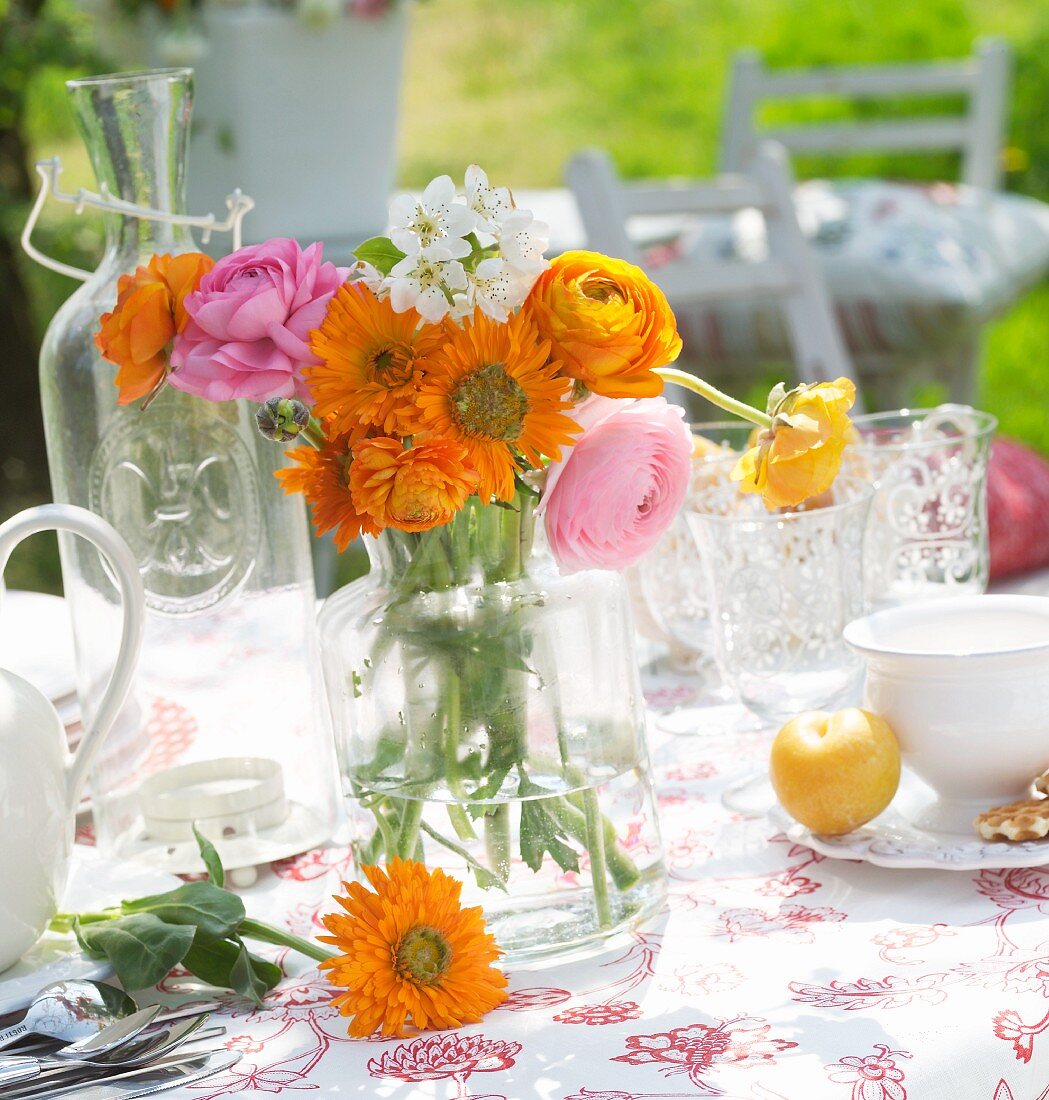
720, 38, 1012, 191
565, 142, 858, 396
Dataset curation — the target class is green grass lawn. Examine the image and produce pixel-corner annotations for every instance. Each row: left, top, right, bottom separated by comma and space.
395, 0, 1049, 450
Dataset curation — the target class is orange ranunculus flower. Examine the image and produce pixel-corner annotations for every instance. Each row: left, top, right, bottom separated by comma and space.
523, 250, 682, 399
732, 378, 857, 510
95, 252, 214, 406
277, 433, 380, 551
350, 437, 480, 533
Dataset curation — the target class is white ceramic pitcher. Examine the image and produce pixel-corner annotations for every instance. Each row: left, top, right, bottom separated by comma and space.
0, 505, 143, 972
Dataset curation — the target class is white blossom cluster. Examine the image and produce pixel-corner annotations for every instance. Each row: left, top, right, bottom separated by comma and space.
356, 166, 549, 324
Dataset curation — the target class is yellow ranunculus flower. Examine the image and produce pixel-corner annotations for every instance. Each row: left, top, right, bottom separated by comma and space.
731, 378, 856, 510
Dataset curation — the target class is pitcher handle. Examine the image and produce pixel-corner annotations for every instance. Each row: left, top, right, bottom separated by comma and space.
0, 505, 144, 811
21, 157, 256, 282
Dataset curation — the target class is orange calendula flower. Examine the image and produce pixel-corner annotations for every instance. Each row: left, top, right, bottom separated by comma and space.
95, 252, 214, 406
350, 437, 479, 533
319, 858, 507, 1038
414, 309, 579, 502
276, 434, 380, 550
732, 378, 857, 510
524, 250, 681, 399
307, 282, 442, 437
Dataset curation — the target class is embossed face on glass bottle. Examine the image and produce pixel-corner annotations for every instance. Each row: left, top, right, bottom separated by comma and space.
89, 409, 261, 614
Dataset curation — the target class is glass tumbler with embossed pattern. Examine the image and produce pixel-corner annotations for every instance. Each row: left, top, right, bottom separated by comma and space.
38, 70, 338, 875
844, 406, 996, 611
686, 478, 873, 726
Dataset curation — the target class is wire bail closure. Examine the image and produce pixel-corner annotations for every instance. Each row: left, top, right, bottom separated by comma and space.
21, 156, 256, 282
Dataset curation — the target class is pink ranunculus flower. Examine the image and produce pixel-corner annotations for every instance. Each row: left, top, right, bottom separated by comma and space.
539, 395, 691, 574
170, 237, 347, 403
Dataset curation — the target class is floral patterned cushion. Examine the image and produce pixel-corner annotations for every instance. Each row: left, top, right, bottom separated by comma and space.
649, 181, 1049, 362
987, 438, 1049, 580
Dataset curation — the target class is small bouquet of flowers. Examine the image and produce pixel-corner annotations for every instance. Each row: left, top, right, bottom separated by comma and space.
96, 166, 855, 953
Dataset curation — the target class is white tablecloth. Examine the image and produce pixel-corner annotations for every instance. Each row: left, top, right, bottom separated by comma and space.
101, 660, 1049, 1100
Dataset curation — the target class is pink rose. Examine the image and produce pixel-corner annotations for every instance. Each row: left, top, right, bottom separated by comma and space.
539, 395, 691, 574
170, 237, 346, 403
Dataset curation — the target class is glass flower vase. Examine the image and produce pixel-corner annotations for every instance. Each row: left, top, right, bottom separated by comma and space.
318, 490, 667, 962
37, 69, 338, 875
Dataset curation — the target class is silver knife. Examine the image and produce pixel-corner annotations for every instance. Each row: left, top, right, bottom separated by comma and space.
52, 1051, 242, 1100
0, 1048, 239, 1100
10, 1007, 226, 1059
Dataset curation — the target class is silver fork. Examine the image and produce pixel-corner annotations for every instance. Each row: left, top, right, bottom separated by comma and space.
1, 1049, 242, 1100
0, 1015, 219, 1088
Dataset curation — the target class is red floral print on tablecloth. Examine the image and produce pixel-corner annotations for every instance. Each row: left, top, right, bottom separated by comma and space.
790, 973, 950, 1011
715, 904, 846, 943
644, 683, 698, 711
554, 1002, 643, 1025
872, 923, 956, 965
497, 986, 573, 1012
225, 1035, 265, 1055
661, 760, 718, 784
658, 962, 744, 998
825, 1044, 912, 1099
271, 845, 354, 882
368, 1033, 521, 1084
755, 873, 820, 899
612, 1016, 797, 1092
228, 971, 341, 1025
189, 1064, 318, 1093
993, 1007, 1049, 1065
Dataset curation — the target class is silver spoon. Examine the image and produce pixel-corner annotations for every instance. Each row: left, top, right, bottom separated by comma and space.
72, 1013, 212, 1067
0, 981, 139, 1051
0, 1014, 213, 1088
11, 1001, 225, 1057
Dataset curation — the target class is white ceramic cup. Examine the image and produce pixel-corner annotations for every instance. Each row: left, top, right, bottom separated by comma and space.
844, 595, 1049, 835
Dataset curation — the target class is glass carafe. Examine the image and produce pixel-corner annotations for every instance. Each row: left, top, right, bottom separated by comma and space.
38, 69, 339, 874
318, 491, 667, 962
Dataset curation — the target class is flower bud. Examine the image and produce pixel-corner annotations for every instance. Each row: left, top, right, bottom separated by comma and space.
256, 398, 310, 443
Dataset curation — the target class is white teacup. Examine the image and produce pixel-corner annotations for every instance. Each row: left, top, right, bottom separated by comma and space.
844, 595, 1049, 835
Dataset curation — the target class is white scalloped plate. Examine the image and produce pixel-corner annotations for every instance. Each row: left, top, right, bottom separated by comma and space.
768, 774, 1049, 871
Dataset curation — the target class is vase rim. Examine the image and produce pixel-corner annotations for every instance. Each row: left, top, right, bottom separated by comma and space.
67, 68, 193, 91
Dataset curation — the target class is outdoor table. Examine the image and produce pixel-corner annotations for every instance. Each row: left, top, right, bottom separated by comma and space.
100, 644, 1049, 1100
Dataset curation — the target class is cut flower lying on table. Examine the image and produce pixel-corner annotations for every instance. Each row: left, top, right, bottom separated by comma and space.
53, 830, 506, 1039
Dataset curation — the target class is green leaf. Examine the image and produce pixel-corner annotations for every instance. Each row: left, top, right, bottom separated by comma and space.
466, 765, 512, 820
353, 236, 407, 276
182, 934, 281, 1003
75, 914, 195, 991
519, 797, 581, 875
193, 825, 225, 888
122, 881, 244, 940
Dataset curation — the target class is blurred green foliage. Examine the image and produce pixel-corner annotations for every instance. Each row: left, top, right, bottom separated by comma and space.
4, 0, 1049, 594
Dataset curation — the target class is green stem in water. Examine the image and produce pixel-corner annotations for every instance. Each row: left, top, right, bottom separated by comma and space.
239, 918, 336, 964
581, 788, 613, 929
395, 798, 425, 860
485, 805, 512, 883
656, 367, 772, 428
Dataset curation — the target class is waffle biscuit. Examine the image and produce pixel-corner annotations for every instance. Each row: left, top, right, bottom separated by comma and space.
974, 798, 1049, 843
